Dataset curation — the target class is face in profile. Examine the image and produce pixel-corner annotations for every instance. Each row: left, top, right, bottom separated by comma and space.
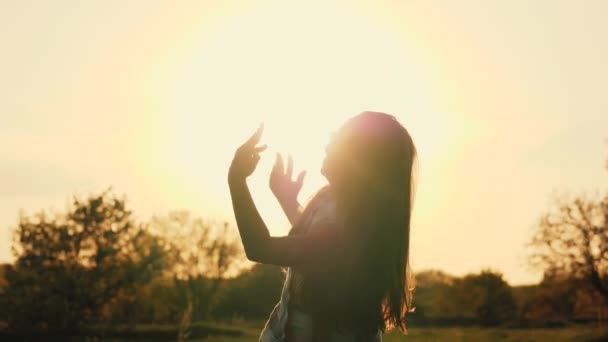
320, 118, 358, 186
321, 127, 347, 184
320, 132, 337, 181
321, 111, 414, 190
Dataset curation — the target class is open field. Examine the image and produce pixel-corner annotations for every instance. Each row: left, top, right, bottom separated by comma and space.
200, 322, 608, 342
2, 321, 607, 341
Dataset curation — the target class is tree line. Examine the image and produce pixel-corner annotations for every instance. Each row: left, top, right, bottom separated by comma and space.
0, 158, 607, 335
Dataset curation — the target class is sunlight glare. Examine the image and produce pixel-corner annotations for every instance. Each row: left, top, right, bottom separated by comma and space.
147, 1, 465, 234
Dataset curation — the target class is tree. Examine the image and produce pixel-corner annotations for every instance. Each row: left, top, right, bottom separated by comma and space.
529, 193, 608, 301
148, 212, 244, 323
5, 190, 167, 332
404, 269, 517, 326
211, 264, 284, 320
410, 270, 458, 322
453, 270, 518, 326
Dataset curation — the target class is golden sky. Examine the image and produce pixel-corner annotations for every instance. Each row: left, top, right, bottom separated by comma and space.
1, 0, 607, 285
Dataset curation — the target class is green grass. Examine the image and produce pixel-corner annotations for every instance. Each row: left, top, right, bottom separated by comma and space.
383, 326, 608, 342
199, 323, 608, 342
8, 321, 604, 341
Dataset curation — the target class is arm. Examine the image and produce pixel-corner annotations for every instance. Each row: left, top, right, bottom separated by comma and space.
228, 177, 271, 262
229, 177, 331, 269
227, 125, 331, 269
277, 197, 303, 226
269, 153, 306, 226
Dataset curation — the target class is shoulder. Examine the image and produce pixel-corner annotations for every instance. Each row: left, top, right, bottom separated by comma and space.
309, 190, 337, 230
290, 186, 336, 236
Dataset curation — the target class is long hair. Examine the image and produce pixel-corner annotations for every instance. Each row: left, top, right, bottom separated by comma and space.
300, 111, 417, 334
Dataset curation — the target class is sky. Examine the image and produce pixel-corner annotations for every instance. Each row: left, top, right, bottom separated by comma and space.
1, 0, 607, 285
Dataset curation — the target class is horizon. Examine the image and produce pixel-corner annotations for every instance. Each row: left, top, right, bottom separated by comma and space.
2, 0, 608, 286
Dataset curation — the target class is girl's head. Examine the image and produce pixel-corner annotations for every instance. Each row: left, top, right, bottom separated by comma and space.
322, 111, 417, 197
308, 111, 417, 333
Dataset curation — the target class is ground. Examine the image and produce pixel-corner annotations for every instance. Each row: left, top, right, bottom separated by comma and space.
198, 322, 608, 342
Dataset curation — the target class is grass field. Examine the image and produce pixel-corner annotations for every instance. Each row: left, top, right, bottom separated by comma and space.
198, 322, 608, 342
4, 322, 606, 341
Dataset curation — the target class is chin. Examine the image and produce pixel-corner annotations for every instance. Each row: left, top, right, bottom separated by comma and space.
320, 165, 333, 184
321, 160, 331, 177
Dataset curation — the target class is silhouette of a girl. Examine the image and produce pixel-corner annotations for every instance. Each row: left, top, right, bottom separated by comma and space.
228, 111, 417, 341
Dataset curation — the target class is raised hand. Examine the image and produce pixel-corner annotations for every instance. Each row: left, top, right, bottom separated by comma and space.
269, 153, 306, 204
228, 123, 267, 183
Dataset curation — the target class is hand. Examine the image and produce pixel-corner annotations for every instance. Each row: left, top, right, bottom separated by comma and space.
228, 124, 267, 183
269, 153, 306, 204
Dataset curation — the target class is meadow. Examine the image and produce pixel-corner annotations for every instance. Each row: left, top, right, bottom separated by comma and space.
200, 322, 608, 342
72, 321, 606, 342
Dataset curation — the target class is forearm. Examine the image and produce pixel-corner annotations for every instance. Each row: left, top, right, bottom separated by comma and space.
228, 178, 332, 269
278, 197, 303, 226
228, 178, 271, 259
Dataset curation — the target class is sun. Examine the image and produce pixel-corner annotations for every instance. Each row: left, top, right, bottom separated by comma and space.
141, 1, 461, 234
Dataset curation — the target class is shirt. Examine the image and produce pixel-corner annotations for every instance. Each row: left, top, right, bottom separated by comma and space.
258, 189, 383, 342
259, 188, 336, 342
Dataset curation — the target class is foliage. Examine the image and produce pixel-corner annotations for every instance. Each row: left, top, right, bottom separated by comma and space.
149, 212, 244, 280
211, 264, 285, 320
4, 184, 608, 332
410, 270, 457, 321
3, 190, 167, 332
516, 277, 608, 323
529, 193, 608, 300
411, 270, 517, 326
148, 212, 245, 323
455, 270, 518, 326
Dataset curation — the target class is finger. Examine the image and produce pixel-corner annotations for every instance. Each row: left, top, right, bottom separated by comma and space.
273, 153, 284, 174
286, 154, 293, 179
296, 170, 306, 187
254, 144, 268, 153
244, 123, 264, 147
252, 154, 261, 166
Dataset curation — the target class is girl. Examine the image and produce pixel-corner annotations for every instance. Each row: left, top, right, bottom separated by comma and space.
228, 111, 417, 341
